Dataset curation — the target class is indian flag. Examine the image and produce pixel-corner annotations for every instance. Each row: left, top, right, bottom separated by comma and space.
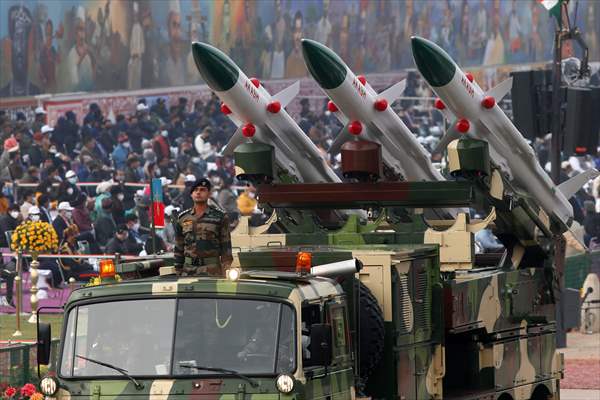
539, 0, 563, 20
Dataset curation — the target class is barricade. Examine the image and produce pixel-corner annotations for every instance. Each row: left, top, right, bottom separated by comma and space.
0, 339, 59, 387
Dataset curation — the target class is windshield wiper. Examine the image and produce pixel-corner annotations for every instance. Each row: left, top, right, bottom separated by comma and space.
76, 355, 144, 390
179, 363, 259, 388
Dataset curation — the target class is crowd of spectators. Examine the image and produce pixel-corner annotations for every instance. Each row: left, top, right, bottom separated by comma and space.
0, 91, 599, 306
0, 95, 260, 300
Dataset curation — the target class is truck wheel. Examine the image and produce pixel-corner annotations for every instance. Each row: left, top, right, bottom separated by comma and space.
357, 279, 385, 385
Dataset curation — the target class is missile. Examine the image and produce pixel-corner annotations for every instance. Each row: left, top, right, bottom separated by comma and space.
411, 36, 599, 229
301, 39, 444, 182
191, 42, 340, 184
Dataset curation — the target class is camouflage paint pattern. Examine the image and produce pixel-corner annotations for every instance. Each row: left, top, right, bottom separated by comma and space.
444, 322, 561, 399
51, 274, 354, 399
233, 142, 275, 181
444, 268, 555, 334
54, 230, 563, 400
50, 371, 354, 399
447, 138, 491, 178
174, 206, 233, 275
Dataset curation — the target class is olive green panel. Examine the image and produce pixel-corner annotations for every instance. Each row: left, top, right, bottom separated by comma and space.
564, 252, 593, 289
234, 142, 275, 180
392, 255, 441, 347
301, 367, 354, 399
451, 138, 491, 178
67, 278, 296, 305
55, 377, 288, 398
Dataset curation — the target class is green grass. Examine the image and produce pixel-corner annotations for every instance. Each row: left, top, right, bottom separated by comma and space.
0, 314, 64, 341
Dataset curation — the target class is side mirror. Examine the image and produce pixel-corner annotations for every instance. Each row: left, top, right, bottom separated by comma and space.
37, 323, 52, 366
308, 323, 332, 367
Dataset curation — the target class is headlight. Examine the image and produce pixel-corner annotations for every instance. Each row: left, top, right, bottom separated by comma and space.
226, 267, 241, 281
276, 374, 294, 393
40, 376, 58, 396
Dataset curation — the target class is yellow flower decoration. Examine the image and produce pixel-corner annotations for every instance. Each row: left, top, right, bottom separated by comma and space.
11, 221, 59, 254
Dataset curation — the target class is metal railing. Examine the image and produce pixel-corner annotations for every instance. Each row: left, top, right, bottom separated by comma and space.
2, 252, 172, 338
0, 339, 60, 386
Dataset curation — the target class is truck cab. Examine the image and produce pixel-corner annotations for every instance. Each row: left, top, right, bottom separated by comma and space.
38, 260, 354, 399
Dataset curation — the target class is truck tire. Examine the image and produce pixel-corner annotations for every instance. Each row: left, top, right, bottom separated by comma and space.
356, 279, 385, 384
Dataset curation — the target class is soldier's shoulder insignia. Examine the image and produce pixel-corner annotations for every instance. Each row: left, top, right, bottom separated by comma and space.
178, 208, 192, 219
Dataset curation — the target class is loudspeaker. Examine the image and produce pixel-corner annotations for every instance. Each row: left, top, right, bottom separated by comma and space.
510, 70, 538, 140
564, 87, 600, 155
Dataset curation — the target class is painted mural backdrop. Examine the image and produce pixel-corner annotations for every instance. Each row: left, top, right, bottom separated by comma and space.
1, 0, 599, 97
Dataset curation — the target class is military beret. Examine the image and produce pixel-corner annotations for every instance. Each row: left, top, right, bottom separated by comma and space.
190, 178, 211, 192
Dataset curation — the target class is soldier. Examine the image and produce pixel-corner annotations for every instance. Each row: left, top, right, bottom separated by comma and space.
174, 178, 233, 276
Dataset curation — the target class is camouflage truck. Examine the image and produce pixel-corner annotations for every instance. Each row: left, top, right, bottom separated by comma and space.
36, 136, 564, 400
35, 250, 373, 399
35, 245, 562, 400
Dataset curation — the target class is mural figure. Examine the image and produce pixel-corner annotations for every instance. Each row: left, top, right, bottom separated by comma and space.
66, 6, 94, 91
483, 0, 505, 66
471, 0, 488, 63
1, 5, 40, 96
270, 0, 287, 79
39, 19, 59, 93
162, 0, 186, 87
141, 4, 158, 88
128, 2, 144, 90
285, 11, 305, 78
314, 0, 332, 47
0, 0, 597, 97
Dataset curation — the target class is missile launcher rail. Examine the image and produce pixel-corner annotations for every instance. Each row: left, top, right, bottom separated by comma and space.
224, 38, 571, 399
226, 119, 564, 400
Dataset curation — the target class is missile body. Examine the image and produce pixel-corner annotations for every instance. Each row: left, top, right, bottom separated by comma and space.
192, 42, 340, 183
301, 39, 444, 182
411, 36, 574, 227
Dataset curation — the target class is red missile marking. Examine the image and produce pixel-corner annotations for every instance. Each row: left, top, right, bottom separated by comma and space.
357, 75, 366, 85
481, 96, 496, 109
348, 121, 363, 135
434, 98, 446, 110
267, 101, 281, 113
220, 103, 232, 115
242, 123, 256, 138
327, 101, 339, 112
250, 77, 260, 88
374, 99, 388, 111
456, 119, 470, 133
465, 72, 474, 82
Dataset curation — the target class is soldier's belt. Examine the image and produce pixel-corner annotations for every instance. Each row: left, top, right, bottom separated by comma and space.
184, 256, 219, 266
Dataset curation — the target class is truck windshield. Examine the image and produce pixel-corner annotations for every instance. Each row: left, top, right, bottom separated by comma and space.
60, 298, 295, 378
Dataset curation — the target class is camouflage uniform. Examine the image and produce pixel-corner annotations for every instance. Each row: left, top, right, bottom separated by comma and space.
174, 206, 233, 276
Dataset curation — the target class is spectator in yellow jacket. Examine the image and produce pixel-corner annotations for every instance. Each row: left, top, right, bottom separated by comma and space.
236, 185, 257, 216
